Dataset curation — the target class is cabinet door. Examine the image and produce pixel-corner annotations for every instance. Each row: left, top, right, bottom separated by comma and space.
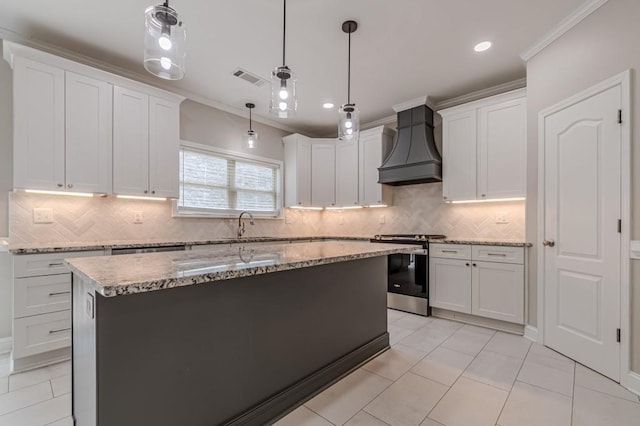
335, 139, 359, 206
429, 257, 471, 313
478, 97, 526, 199
472, 261, 524, 324
311, 142, 336, 207
149, 96, 180, 198
442, 110, 477, 201
283, 136, 312, 207
65, 72, 112, 194
13, 57, 65, 190
296, 139, 312, 206
359, 130, 387, 205
113, 86, 150, 195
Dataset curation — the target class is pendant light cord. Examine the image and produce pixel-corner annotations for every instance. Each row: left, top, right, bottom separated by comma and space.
249, 108, 253, 132
282, 0, 286, 66
347, 29, 351, 105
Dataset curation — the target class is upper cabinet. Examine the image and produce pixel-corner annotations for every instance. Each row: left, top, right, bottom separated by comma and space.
5, 41, 184, 197
439, 88, 526, 202
283, 126, 393, 209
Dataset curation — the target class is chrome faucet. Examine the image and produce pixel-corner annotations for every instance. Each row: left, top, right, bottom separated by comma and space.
237, 211, 255, 238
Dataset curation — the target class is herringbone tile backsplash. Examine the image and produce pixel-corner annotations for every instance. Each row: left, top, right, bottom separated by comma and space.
9, 183, 525, 244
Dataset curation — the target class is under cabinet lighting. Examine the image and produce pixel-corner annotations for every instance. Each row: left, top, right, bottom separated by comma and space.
288, 206, 324, 211
366, 204, 388, 208
117, 195, 168, 201
447, 197, 525, 204
325, 206, 363, 210
24, 189, 94, 198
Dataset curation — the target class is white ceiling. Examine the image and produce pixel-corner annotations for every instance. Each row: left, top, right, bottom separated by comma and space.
0, 0, 584, 136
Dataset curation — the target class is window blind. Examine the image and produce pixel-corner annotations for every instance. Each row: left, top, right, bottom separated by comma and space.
177, 146, 282, 217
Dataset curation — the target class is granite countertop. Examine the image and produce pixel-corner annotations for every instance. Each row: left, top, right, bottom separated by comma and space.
8, 236, 369, 254
428, 238, 531, 247
65, 240, 416, 297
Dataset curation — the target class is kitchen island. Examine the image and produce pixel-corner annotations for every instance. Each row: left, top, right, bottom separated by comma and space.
65, 240, 413, 426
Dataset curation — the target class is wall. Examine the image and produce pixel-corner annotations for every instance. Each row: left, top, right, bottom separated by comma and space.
0, 42, 13, 341
525, 0, 640, 372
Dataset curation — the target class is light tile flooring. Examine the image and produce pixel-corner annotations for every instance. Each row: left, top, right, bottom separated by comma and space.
0, 309, 638, 426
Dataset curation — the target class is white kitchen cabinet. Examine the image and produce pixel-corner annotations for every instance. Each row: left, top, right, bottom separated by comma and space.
335, 138, 359, 207
439, 88, 526, 202
113, 88, 180, 198
359, 126, 394, 206
429, 257, 472, 314
472, 261, 524, 324
429, 243, 525, 324
311, 140, 336, 207
12, 57, 66, 191
283, 134, 312, 207
65, 71, 112, 194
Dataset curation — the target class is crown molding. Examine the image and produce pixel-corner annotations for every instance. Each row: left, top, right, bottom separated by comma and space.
0, 27, 307, 136
392, 96, 427, 112
434, 78, 526, 111
520, 0, 609, 62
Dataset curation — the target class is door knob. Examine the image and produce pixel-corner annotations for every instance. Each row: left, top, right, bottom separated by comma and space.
543, 240, 555, 247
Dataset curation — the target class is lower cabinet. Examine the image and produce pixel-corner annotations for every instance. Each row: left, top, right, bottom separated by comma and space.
429, 244, 525, 324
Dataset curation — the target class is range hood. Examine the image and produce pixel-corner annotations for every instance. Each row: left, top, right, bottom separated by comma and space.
378, 104, 442, 185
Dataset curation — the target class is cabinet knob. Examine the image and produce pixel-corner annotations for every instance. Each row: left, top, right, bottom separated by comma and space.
57, 183, 63, 188
151, 190, 156, 194
331, 203, 335, 206
481, 194, 486, 197
542, 240, 555, 247
298, 202, 302, 205
144, 190, 148, 194
354, 202, 357, 205
443, 196, 447, 200
472, 263, 477, 267
465, 263, 470, 267
67, 184, 73, 189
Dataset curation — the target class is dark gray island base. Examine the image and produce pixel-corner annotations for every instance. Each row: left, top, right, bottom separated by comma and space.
71, 254, 390, 425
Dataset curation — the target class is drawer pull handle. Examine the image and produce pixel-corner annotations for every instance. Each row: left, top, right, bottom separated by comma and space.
487, 253, 507, 257
393, 284, 401, 288
49, 328, 71, 335
49, 291, 71, 297
442, 250, 458, 253
48, 262, 65, 267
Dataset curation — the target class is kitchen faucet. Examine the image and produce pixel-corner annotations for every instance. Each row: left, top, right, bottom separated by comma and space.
237, 211, 255, 238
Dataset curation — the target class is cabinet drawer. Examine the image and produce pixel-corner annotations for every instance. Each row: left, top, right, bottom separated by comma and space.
14, 274, 71, 318
429, 244, 471, 260
472, 245, 524, 264
13, 311, 71, 358
13, 250, 104, 278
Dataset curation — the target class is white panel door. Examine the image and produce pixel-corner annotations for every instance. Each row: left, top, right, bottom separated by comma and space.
65, 72, 112, 194
429, 257, 471, 313
442, 110, 477, 201
335, 139, 359, 206
472, 261, 524, 324
544, 84, 621, 380
478, 97, 526, 199
113, 86, 150, 196
149, 96, 180, 198
295, 138, 312, 206
311, 141, 336, 207
13, 57, 65, 190
359, 131, 384, 205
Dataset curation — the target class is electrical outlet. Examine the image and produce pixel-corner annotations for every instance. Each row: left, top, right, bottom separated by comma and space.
379, 215, 386, 224
33, 208, 53, 224
496, 212, 509, 224
133, 211, 143, 224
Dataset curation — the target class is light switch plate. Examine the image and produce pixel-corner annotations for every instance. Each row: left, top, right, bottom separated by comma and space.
379, 215, 385, 224
33, 208, 54, 224
496, 212, 509, 224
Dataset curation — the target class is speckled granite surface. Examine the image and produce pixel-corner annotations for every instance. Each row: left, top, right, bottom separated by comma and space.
65, 240, 416, 297
429, 238, 531, 247
9, 236, 369, 254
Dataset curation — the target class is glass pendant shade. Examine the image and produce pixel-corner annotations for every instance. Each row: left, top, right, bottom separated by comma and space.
144, 4, 186, 80
338, 104, 359, 140
245, 130, 258, 149
269, 66, 297, 118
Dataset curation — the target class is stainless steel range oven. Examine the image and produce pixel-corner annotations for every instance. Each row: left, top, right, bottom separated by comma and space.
371, 234, 446, 316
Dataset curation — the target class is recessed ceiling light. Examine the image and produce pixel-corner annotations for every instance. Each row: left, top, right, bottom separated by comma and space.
323, 102, 334, 109
474, 41, 492, 52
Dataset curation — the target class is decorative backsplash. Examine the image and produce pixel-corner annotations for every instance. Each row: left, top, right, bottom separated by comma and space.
9, 183, 525, 245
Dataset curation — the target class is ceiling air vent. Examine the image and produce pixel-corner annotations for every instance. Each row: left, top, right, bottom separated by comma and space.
232, 68, 268, 87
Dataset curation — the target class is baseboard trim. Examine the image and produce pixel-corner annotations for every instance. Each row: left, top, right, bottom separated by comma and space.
0, 337, 11, 355
227, 333, 390, 426
524, 325, 539, 343
625, 371, 640, 397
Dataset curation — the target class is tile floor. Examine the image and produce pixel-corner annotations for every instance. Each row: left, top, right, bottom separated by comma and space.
0, 309, 638, 426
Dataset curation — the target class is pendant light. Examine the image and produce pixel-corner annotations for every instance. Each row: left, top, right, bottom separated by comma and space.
144, 1, 186, 80
245, 103, 258, 149
269, 0, 297, 118
338, 20, 360, 141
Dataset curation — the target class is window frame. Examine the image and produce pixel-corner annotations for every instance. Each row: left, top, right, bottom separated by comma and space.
173, 140, 284, 219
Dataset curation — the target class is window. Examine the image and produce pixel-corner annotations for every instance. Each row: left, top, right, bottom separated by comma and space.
176, 142, 282, 218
